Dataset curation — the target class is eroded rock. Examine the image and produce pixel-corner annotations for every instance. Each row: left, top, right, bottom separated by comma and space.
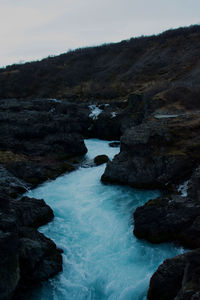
0, 194, 62, 299
102, 114, 200, 188
134, 167, 200, 249
148, 250, 200, 300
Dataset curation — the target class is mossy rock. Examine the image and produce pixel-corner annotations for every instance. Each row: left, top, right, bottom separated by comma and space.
94, 155, 109, 166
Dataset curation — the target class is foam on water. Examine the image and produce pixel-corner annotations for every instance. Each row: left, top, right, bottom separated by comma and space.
27, 139, 184, 300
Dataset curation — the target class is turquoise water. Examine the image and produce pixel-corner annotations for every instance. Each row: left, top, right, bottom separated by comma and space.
27, 139, 183, 300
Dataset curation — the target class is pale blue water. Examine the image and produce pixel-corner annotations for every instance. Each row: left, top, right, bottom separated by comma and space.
27, 139, 183, 300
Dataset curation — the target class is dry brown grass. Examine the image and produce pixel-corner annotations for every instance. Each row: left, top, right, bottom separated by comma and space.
0, 151, 26, 164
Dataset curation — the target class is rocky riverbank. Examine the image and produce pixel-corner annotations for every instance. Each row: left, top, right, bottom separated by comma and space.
0, 96, 138, 299
2, 92, 200, 299
0, 166, 62, 299
0, 98, 89, 299
101, 100, 200, 298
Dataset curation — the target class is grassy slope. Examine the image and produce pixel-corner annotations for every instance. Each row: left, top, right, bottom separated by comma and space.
0, 25, 200, 101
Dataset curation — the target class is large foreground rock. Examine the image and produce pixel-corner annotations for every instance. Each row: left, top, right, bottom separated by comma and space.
18, 228, 62, 293
0, 195, 62, 299
134, 167, 200, 249
148, 250, 200, 300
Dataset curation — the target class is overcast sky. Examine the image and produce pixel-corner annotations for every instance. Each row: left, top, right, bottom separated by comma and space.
0, 0, 199, 67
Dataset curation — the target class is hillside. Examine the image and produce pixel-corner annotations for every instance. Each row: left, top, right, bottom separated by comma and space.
0, 25, 200, 102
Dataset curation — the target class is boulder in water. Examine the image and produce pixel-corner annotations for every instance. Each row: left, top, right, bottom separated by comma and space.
109, 141, 120, 148
94, 155, 109, 166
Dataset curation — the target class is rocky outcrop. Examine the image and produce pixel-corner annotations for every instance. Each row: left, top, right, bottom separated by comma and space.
0, 98, 89, 186
134, 167, 200, 249
0, 166, 28, 198
0, 194, 62, 299
101, 112, 200, 299
148, 249, 200, 300
102, 113, 200, 188
18, 227, 62, 295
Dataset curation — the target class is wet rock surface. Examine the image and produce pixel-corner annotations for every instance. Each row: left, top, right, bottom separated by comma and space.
94, 154, 109, 165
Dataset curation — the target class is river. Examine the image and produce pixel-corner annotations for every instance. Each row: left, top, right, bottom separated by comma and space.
27, 139, 183, 300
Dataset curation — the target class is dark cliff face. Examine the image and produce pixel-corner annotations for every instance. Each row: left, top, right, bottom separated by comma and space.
0, 25, 200, 102
102, 112, 200, 188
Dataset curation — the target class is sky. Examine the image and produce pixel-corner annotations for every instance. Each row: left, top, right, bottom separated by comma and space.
0, 0, 199, 67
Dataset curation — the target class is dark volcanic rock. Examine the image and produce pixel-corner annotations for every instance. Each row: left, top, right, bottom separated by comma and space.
87, 99, 145, 140
13, 196, 54, 228
148, 250, 200, 300
101, 112, 200, 298
0, 98, 90, 299
0, 195, 62, 299
0, 98, 88, 158
88, 112, 122, 140
18, 228, 62, 288
0, 165, 28, 198
0, 231, 20, 300
94, 155, 109, 165
6, 160, 75, 186
0, 99, 89, 187
102, 114, 200, 188
134, 167, 200, 249
134, 195, 200, 248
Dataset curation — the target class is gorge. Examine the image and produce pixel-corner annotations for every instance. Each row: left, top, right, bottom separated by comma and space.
25, 139, 183, 300
1, 25, 200, 300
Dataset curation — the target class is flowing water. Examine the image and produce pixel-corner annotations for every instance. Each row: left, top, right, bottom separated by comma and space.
27, 139, 184, 300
